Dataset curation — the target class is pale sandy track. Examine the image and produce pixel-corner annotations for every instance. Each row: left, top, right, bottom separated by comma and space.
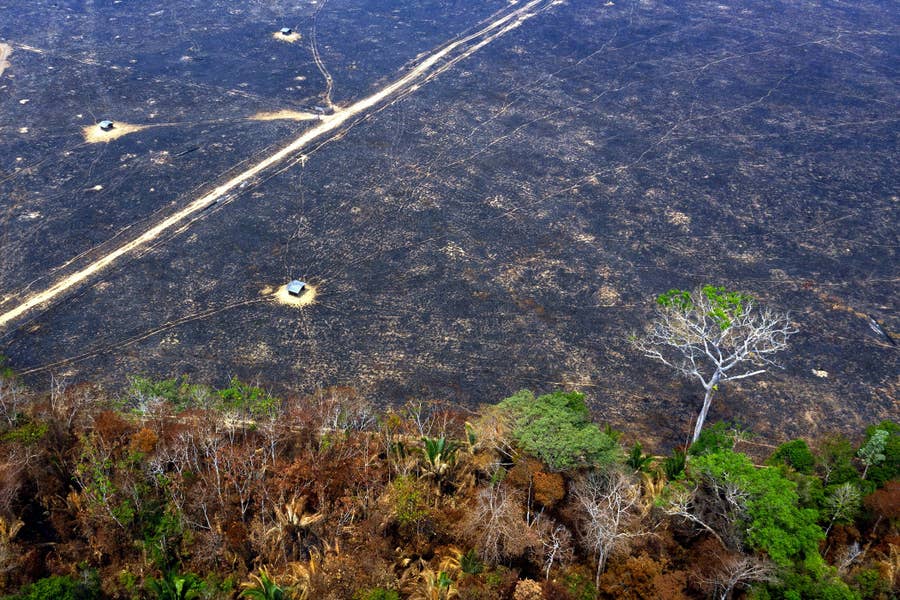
0, 0, 548, 329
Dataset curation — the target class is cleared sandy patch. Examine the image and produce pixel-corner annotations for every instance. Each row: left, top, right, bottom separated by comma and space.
251, 110, 319, 122
272, 284, 317, 308
82, 122, 148, 143
272, 31, 302, 44
0, 43, 11, 77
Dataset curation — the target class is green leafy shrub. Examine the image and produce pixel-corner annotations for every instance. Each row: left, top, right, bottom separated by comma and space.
816, 435, 859, 486
390, 475, 429, 529
354, 589, 400, 600
240, 569, 285, 600
459, 549, 483, 575
0, 421, 48, 445
853, 568, 893, 600
0, 355, 13, 379
626, 442, 654, 472
497, 390, 619, 470
770, 439, 816, 475
128, 375, 206, 411
749, 568, 858, 600
560, 567, 599, 600
147, 571, 203, 600
689, 421, 747, 456
6, 575, 101, 600
216, 377, 279, 418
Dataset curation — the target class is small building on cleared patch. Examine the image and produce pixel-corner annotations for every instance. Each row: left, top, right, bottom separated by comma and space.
280, 27, 293, 35
287, 280, 306, 296
98, 120, 114, 131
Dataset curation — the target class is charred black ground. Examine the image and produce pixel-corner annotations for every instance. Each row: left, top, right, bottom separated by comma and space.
0, 0, 897, 446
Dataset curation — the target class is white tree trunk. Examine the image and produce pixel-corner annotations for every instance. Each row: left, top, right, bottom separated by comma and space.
692, 371, 721, 443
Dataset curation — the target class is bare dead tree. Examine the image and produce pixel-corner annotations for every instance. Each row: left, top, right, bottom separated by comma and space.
663, 472, 748, 551
0, 373, 25, 427
49, 375, 102, 430
536, 520, 574, 580
631, 285, 796, 443
835, 541, 864, 575
464, 484, 536, 565
572, 470, 643, 587
664, 484, 728, 549
697, 553, 776, 600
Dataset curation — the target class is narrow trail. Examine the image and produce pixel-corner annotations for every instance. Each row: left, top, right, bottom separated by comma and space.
0, 0, 550, 330
310, 0, 335, 109
15, 297, 270, 376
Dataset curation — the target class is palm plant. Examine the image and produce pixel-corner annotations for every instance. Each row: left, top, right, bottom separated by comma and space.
626, 442, 654, 473
147, 571, 202, 600
401, 560, 458, 600
662, 449, 687, 480
458, 549, 483, 575
240, 568, 285, 600
421, 437, 456, 475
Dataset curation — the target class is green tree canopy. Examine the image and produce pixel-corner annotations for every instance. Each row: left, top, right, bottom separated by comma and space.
860, 421, 899, 486
497, 390, 620, 471
689, 450, 824, 570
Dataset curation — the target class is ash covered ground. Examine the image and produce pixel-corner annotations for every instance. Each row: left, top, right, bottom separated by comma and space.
0, 0, 897, 445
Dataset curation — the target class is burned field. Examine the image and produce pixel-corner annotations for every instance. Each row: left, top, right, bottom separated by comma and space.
0, 0, 897, 445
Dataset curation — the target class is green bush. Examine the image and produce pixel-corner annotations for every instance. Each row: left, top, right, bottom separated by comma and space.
146, 571, 203, 600
6, 575, 101, 600
626, 442, 653, 472
390, 475, 429, 529
459, 549, 483, 575
128, 375, 206, 411
815, 435, 859, 486
0, 421, 48, 445
689, 421, 747, 456
853, 568, 893, 600
497, 390, 620, 470
560, 567, 599, 600
354, 589, 400, 600
0, 355, 13, 379
770, 439, 816, 475
749, 568, 859, 600
216, 377, 279, 418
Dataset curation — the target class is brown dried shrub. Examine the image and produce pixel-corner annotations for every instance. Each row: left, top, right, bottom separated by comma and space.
597, 553, 665, 600
533, 471, 565, 508
514, 578, 543, 600
457, 566, 518, 600
92, 411, 132, 447
864, 480, 900, 520
506, 458, 565, 509
128, 427, 158, 454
